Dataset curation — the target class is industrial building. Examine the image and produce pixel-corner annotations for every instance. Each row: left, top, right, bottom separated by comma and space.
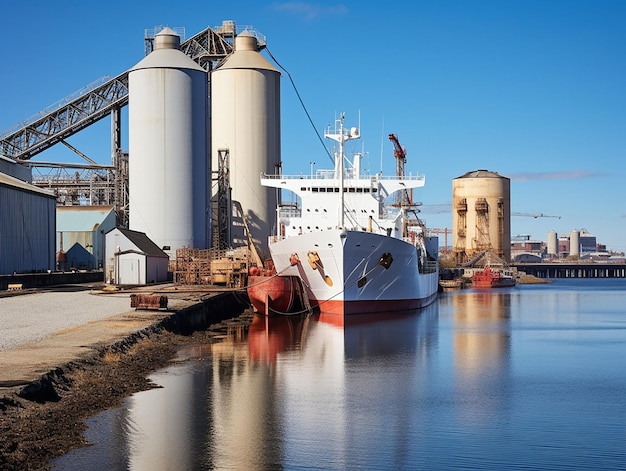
452, 169, 511, 264
511, 228, 611, 262
0, 21, 280, 285
0, 172, 56, 275
56, 205, 116, 271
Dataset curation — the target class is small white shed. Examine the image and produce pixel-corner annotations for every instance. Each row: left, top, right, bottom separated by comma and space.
105, 227, 169, 285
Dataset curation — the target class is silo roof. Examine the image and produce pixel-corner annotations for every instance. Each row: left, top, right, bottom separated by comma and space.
130, 46, 205, 73
217, 32, 278, 72
457, 169, 509, 180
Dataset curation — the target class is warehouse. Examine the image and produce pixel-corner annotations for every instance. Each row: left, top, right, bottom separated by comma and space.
0, 172, 56, 275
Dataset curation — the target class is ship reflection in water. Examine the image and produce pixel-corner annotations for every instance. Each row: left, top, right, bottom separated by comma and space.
53, 306, 439, 470
53, 280, 626, 470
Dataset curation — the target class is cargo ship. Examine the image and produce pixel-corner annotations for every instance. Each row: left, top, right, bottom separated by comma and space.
248, 114, 439, 323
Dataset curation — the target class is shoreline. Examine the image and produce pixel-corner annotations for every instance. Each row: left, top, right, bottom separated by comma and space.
0, 284, 253, 470
0, 310, 254, 470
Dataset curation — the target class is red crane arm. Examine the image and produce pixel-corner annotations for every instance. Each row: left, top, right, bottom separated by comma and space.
388, 133, 406, 161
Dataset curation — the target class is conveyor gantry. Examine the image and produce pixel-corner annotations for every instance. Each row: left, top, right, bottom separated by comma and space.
0, 23, 256, 161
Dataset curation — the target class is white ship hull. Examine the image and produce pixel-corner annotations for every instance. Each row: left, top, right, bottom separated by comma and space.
269, 229, 439, 320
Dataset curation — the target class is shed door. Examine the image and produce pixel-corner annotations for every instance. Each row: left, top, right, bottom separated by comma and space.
120, 258, 141, 285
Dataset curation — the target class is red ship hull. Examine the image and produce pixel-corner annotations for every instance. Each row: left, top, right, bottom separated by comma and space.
247, 275, 303, 315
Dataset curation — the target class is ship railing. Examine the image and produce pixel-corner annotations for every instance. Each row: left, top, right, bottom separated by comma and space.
376, 174, 425, 182
262, 172, 424, 182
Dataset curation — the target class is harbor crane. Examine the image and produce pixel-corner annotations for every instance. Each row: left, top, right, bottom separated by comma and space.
512, 212, 561, 219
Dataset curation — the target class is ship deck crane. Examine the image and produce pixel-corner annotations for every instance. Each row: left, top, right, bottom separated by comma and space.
388, 133, 410, 207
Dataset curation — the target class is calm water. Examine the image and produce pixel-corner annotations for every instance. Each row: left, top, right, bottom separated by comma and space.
54, 279, 626, 470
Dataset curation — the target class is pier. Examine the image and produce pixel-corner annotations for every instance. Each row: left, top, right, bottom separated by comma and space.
513, 262, 626, 279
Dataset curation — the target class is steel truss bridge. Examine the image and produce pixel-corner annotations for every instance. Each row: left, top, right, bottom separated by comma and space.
0, 21, 263, 227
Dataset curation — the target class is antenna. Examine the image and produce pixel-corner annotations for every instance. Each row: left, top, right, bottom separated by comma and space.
379, 117, 384, 174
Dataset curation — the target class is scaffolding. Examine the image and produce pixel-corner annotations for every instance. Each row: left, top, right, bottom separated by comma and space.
173, 247, 249, 288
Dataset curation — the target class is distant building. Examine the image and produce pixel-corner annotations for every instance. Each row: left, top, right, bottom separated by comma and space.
56, 206, 116, 271
0, 172, 56, 275
510, 237, 545, 260
579, 229, 597, 254
105, 228, 169, 285
511, 229, 610, 261
513, 253, 542, 263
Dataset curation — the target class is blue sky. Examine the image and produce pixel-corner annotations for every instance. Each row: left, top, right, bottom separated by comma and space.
1, 0, 625, 251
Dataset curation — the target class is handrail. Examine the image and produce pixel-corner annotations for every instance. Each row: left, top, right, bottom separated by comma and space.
262, 173, 424, 181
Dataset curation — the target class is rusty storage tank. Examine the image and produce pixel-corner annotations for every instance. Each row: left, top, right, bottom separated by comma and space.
452, 169, 511, 263
128, 27, 210, 258
210, 30, 280, 260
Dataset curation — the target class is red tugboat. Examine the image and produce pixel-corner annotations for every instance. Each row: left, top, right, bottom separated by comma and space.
472, 265, 516, 288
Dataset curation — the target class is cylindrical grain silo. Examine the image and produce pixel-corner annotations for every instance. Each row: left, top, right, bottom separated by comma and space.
452, 170, 511, 263
570, 229, 580, 257
128, 27, 209, 257
547, 230, 558, 257
210, 31, 281, 260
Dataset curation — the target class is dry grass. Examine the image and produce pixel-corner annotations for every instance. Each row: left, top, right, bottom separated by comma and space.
101, 350, 121, 363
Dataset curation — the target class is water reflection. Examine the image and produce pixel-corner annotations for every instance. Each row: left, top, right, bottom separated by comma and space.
53, 281, 626, 470
247, 314, 311, 364
215, 307, 440, 470
448, 291, 512, 426
54, 305, 439, 470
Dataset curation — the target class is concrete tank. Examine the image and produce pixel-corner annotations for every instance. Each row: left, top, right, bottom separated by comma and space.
128, 27, 209, 258
452, 169, 511, 263
570, 229, 580, 257
547, 230, 558, 257
210, 31, 281, 260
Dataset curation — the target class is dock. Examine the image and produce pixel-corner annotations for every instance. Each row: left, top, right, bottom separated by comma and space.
0, 284, 247, 396
512, 262, 626, 278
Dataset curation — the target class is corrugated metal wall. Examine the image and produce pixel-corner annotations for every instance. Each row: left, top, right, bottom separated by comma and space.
0, 185, 56, 275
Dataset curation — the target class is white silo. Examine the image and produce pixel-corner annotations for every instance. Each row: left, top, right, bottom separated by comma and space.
128, 27, 209, 257
210, 31, 281, 260
547, 231, 558, 257
570, 229, 580, 257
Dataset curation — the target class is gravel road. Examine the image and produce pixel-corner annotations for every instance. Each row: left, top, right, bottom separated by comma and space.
0, 290, 133, 350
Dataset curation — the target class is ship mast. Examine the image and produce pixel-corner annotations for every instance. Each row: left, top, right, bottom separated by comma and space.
339, 115, 345, 228
324, 113, 360, 230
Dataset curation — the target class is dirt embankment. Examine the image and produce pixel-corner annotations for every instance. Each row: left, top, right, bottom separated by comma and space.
0, 314, 253, 471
